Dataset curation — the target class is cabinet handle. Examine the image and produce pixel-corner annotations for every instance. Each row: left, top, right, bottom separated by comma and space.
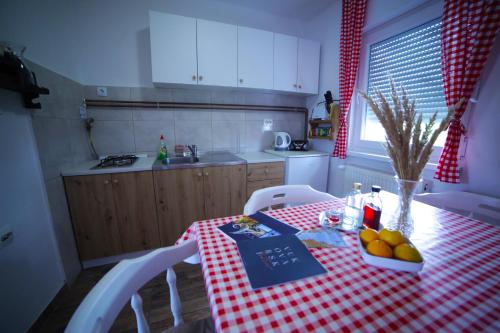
113, 179, 119, 184
239, 78, 243, 83
104, 180, 110, 185
192, 75, 196, 81
298, 84, 302, 89
204, 172, 209, 176
197, 172, 202, 177
199, 75, 203, 81
293, 84, 297, 88
264, 168, 269, 174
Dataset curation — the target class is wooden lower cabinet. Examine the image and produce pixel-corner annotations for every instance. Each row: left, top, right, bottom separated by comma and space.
153, 168, 206, 246
111, 172, 161, 252
154, 164, 247, 245
246, 162, 284, 199
64, 171, 160, 260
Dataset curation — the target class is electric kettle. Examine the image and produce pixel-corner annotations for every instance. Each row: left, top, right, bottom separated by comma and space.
273, 132, 291, 151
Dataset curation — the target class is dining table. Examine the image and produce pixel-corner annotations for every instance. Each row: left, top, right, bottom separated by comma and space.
177, 192, 500, 332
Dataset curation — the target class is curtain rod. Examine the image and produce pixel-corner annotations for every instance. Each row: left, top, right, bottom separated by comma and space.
85, 99, 308, 113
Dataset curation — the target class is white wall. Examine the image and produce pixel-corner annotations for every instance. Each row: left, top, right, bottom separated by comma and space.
462, 36, 500, 198
1, 0, 306, 87
0, 91, 65, 333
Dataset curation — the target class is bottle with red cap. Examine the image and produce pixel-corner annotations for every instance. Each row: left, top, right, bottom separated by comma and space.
157, 134, 168, 161
362, 185, 382, 230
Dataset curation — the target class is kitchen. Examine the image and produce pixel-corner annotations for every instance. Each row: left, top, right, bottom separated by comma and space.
1, 0, 499, 332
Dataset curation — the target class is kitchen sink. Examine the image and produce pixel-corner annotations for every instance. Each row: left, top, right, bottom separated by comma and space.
162, 156, 199, 165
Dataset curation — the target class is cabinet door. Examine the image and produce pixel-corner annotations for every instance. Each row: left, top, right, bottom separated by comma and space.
274, 33, 298, 92
297, 38, 320, 94
111, 172, 160, 253
150, 11, 197, 85
154, 169, 205, 246
197, 19, 237, 87
247, 179, 283, 200
237, 26, 274, 89
64, 175, 122, 260
203, 165, 247, 219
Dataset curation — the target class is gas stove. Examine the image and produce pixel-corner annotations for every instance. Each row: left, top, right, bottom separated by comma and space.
92, 155, 138, 169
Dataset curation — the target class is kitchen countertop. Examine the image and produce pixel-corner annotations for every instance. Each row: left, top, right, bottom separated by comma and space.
264, 149, 330, 158
61, 157, 157, 177
152, 151, 246, 171
235, 152, 285, 164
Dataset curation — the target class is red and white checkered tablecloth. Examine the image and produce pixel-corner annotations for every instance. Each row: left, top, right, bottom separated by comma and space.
177, 194, 500, 332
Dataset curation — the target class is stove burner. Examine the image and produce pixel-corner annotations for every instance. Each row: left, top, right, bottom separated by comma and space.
92, 155, 138, 169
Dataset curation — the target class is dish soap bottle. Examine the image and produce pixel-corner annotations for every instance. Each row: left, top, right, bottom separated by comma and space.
157, 134, 168, 161
342, 182, 363, 231
362, 185, 382, 230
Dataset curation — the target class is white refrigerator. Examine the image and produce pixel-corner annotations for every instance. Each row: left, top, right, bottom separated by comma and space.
264, 150, 330, 192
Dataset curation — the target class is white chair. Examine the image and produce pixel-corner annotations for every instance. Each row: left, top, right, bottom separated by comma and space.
414, 191, 500, 226
244, 185, 335, 215
65, 240, 213, 333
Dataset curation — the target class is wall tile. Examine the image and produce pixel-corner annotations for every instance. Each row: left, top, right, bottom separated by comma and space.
134, 120, 175, 153
212, 121, 245, 153
67, 119, 93, 162
87, 108, 133, 121
274, 120, 306, 140
91, 120, 135, 155
130, 87, 172, 102
32, 117, 73, 174
175, 120, 212, 152
170, 88, 211, 104
174, 108, 212, 121
133, 109, 174, 121
83, 86, 131, 100
212, 110, 245, 121
244, 120, 275, 151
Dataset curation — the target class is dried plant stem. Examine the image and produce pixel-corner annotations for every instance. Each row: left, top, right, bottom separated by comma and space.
359, 81, 462, 181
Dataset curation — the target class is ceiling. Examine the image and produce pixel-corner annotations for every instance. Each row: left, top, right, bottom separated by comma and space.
212, 0, 336, 20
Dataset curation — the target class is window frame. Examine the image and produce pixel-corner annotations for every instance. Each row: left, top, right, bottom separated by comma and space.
349, 2, 444, 165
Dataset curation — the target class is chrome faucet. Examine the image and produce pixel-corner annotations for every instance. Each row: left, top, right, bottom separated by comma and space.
187, 144, 198, 161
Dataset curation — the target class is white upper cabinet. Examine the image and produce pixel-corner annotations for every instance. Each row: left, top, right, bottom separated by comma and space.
149, 11, 320, 94
150, 12, 197, 85
237, 26, 274, 89
197, 19, 237, 87
297, 38, 320, 94
274, 33, 299, 92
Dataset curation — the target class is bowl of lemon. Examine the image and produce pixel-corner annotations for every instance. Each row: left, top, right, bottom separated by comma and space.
358, 228, 424, 272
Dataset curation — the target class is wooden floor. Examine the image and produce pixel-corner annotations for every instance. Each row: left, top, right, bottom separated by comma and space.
29, 262, 211, 332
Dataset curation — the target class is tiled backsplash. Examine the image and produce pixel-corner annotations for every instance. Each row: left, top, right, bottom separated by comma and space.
88, 107, 306, 156
85, 85, 308, 156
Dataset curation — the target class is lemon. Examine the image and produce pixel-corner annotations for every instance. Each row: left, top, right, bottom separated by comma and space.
379, 228, 405, 247
394, 243, 423, 262
366, 240, 393, 258
360, 228, 379, 246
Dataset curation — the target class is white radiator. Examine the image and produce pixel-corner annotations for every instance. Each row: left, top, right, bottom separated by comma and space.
342, 165, 423, 195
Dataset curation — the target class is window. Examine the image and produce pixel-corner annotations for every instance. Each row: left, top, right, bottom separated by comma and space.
355, 18, 448, 149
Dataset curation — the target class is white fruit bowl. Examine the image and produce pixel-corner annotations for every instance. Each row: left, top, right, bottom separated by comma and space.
357, 232, 424, 273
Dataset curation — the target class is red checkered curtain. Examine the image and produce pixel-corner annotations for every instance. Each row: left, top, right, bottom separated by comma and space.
435, 0, 500, 183
332, 0, 367, 159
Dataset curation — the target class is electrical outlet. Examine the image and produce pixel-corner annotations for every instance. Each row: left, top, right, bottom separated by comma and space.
422, 179, 432, 192
263, 119, 273, 131
0, 225, 13, 249
96, 86, 108, 97
79, 103, 87, 119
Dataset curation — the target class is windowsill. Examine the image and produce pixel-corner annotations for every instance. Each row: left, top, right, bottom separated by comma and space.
347, 150, 439, 172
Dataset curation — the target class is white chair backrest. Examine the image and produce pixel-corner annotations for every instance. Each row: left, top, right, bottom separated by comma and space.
244, 185, 335, 215
415, 191, 500, 226
65, 240, 198, 333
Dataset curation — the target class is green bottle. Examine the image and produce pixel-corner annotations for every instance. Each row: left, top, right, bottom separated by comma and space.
157, 134, 168, 160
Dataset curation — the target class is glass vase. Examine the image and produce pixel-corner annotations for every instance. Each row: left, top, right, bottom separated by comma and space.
390, 177, 422, 237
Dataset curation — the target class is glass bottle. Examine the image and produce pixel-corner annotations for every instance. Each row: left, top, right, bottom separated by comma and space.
342, 182, 363, 231
362, 185, 382, 230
